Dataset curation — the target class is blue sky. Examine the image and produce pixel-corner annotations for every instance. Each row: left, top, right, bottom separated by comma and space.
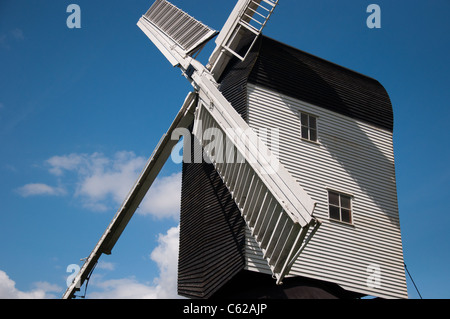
0, 0, 449, 299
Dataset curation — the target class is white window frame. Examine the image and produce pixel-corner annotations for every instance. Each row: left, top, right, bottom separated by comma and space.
299, 111, 318, 143
327, 189, 353, 225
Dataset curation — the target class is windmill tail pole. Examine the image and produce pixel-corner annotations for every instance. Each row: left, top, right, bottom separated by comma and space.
62, 92, 197, 299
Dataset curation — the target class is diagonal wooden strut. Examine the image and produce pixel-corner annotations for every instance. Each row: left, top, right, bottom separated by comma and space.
62, 92, 197, 299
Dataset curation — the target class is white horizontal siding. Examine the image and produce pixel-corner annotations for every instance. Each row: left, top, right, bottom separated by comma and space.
245, 83, 408, 299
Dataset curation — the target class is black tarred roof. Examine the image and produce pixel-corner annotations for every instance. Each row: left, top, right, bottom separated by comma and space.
220, 35, 394, 132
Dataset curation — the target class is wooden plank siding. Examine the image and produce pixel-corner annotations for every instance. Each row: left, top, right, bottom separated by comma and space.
178, 135, 246, 299
245, 83, 408, 299
178, 33, 408, 299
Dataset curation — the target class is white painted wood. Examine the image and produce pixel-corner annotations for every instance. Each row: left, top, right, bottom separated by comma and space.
245, 83, 408, 299
208, 0, 279, 80
189, 72, 321, 283
137, 18, 181, 67
143, 0, 216, 55
62, 92, 197, 299
191, 73, 317, 226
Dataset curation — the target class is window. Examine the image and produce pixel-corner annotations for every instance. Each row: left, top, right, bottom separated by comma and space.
328, 190, 352, 224
300, 112, 318, 142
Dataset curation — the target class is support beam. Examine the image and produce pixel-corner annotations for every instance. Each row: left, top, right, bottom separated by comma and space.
62, 92, 197, 299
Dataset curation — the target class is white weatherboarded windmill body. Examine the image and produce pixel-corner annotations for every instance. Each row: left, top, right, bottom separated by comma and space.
63, 0, 408, 299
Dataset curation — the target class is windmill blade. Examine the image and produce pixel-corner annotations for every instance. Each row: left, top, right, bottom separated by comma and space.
62, 92, 197, 299
190, 70, 320, 283
208, 0, 279, 80
138, 0, 320, 284
138, 0, 279, 78
138, 0, 217, 68
143, 0, 217, 57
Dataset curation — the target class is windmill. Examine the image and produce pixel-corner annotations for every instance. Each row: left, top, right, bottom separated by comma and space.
64, 0, 408, 299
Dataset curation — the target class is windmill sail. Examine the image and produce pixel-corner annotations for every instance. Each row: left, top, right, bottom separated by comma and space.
139, 0, 217, 66
191, 77, 320, 282
208, 0, 279, 80
138, 0, 320, 285
144, 0, 217, 56
64, 0, 320, 299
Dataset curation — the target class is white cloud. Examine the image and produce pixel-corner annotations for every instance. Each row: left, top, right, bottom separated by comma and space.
139, 173, 182, 219
14, 151, 183, 298
88, 277, 159, 299
0, 227, 181, 299
97, 261, 115, 271
148, 225, 180, 298
0, 28, 24, 50
77, 152, 146, 205
16, 183, 66, 197
46, 153, 87, 176
42, 151, 182, 219
89, 226, 182, 299
11, 28, 24, 41
0, 270, 61, 299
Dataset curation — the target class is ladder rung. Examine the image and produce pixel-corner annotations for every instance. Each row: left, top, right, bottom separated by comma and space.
240, 172, 254, 209
242, 176, 258, 214
272, 224, 297, 272
252, 192, 273, 239
228, 162, 240, 190
268, 217, 291, 265
260, 0, 278, 8
253, 189, 268, 227
233, 163, 247, 204
246, 6, 269, 20
247, 184, 266, 227
253, 196, 274, 239
250, 0, 270, 12
236, 164, 251, 207
244, 13, 264, 26
257, 200, 277, 247
244, 180, 260, 222
263, 214, 286, 260
238, 21, 260, 35
222, 163, 230, 185
223, 44, 246, 61
260, 208, 281, 250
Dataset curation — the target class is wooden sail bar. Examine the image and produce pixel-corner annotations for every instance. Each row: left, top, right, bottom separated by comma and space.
62, 92, 197, 299
208, 0, 279, 80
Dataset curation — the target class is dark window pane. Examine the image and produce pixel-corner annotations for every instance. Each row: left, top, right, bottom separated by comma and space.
328, 192, 339, 206
310, 129, 317, 141
341, 209, 352, 223
301, 126, 309, 139
341, 195, 351, 209
301, 113, 308, 126
309, 116, 317, 130
329, 205, 340, 220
